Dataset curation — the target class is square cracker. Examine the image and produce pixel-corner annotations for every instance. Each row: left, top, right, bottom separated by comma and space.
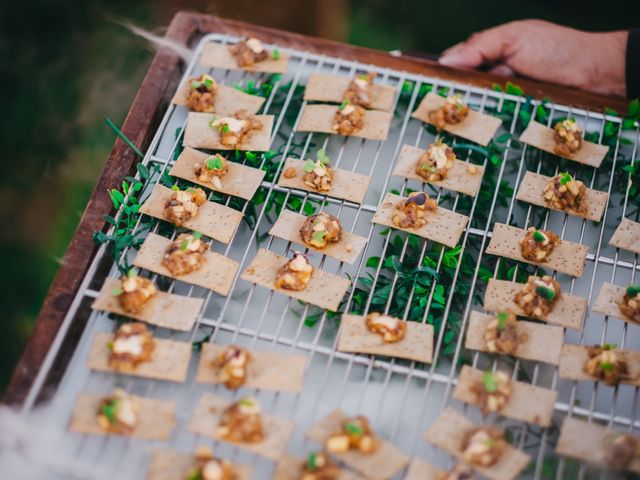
277, 158, 371, 204
183, 112, 274, 151
200, 41, 289, 74
423, 407, 531, 480
274, 454, 364, 480
486, 223, 588, 277
172, 82, 265, 115
195, 343, 307, 393
483, 278, 587, 330
170, 147, 266, 201
306, 409, 410, 480
296, 104, 392, 141
337, 313, 434, 363
240, 248, 351, 312
132, 233, 239, 297
88, 332, 191, 383
146, 450, 253, 480
392, 144, 485, 197
515, 171, 608, 222
303, 73, 396, 112
92, 277, 203, 331
609, 218, 640, 254
372, 193, 469, 248
411, 93, 502, 147
558, 344, 640, 387
404, 458, 443, 480
519, 121, 609, 168
453, 365, 557, 427
593, 282, 637, 324
187, 393, 294, 460
268, 209, 367, 265
465, 311, 563, 365
556, 417, 640, 474
140, 185, 243, 245
69, 393, 175, 440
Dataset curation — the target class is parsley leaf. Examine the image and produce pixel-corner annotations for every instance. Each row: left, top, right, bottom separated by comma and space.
483, 372, 497, 393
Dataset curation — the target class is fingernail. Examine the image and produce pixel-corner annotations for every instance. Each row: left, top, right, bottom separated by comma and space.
438, 53, 463, 66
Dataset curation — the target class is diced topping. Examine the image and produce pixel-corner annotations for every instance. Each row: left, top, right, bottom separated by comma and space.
274, 253, 314, 291
186, 74, 218, 113
299, 213, 342, 249
213, 345, 251, 390
187, 446, 237, 480
416, 141, 456, 182
113, 269, 157, 314
365, 312, 407, 343
229, 37, 269, 67
161, 232, 207, 277
332, 100, 365, 136
513, 275, 561, 319
519, 227, 559, 262
470, 371, 512, 414
164, 187, 207, 226
484, 311, 522, 356
428, 94, 470, 130
300, 451, 340, 480
108, 322, 155, 371
194, 154, 228, 189
553, 118, 583, 156
210, 109, 262, 147
619, 284, 640, 323
326, 416, 379, 455
461, 427, 506, 467
440, 464, 475, 480
343, 72, 376, 108
583, 344, 631, 386
97, 388, 140, 434
283, 166, 297, 178
302, 149, 334, 193
543, 173, 587, 213
603, 433, 639, 471
216, 397, 264, 443
391, 192, 437, 229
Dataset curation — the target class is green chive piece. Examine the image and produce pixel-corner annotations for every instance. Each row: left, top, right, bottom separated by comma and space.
535, 285, 556, 301
221, 124, 231, 134
193, 231, 203, 241
344, 421, 364, 436
272, 49, 280, 60
186, 187, 197, 194
180, 239, 190, 252
239, 397, 256, 407
304, 159, 316, 173
127, 268, 138, 278
496, 312, 509, 330
483, 372, 497, 393
171, 184, 180, 191
111, 287, 123, 296
206, 155, 224, 171
191, 80, 202, 89
101, 400, 117, 424
626, 284, 640, 297
559, 172, 572, 185
312, 230, 326, 243
317, 149, 330, 164
307, 452, 317, 470
601, 362, 614, 372
339, 100, 350, 110
603, 343, 617, 350
203, 77, 214, 88
532, 230, 546, 243
357, 74, 368, 80
186, 469, 202, 480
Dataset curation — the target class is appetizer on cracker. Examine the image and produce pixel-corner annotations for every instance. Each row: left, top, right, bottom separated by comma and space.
302, 149, 334, 193
326, 416, 379, 455
186, 74, 218, 113
229, 37, 277, 67
470, 371, 512, 415
333, 100, 365, 136
108, 322, 155, 371
513, 275, 561, 319
603, 433, 639, 471
391, 192, 437, 229
161, 232, 207, 277
299, 213, 343, 249
112, 269, 157, 314
428, 95, 469, 130
344, 72, 376, 108
194, 153, 229, 190
300, 451, 340, 480
96, 388, 139, 434
583, 344, 632, 386
461, 427, 506, 467
187, 446, 237, 480
553, 118, 583, 156
543, 172, 586, 213
216, 396, 264, 443
619, 284, 640, 323
519, 227, 559, 262
211, 345, 251, 390
274, 252, 314, 291
365, 312, 407, 343
210, 110, 263, 148
164, 186, 207, 226
483, 311, 522, 356
415, 141, 456, 182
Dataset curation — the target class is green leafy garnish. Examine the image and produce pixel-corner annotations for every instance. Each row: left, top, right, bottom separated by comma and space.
421, 164, 436, 172
601, 362, 614, 372
339, 100, 350, 110
532, 230, 546, 243
603, 343, 617, 350
272, 49, 280, 60
344, 421, 363, 436
193, 231, 203, 241
626, 285, 640, 297
171, 184, 180, 191
483, 372, 497, 393
101, 400, 117, 424
203, 77, 214, 88
206, 155, 224, 171
107, 341, 114, 350
312, 230, 326, 243
316, 149, 330, 164
304, 159, 316, 173
186, 187, 197, 194
535, 285, 556, 301
191, 80, 202, 89
307, 452, 318, 471
239, 397, 256, 407
357, 74, 368, 80
496, 312, 509, 331
111, 287, 123, 296
559, 172, 573, 185
127, 268, 137, 278
221, 124, 230, 134
180, 239, 190, 251
186, 468, 202, 480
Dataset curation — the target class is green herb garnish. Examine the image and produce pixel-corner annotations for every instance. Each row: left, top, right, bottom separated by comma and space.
304, 159, 316, 173
221, 124, 230, 134
272, 49, 280, 60
559, 172, 573, 185
127, 268, 137, 278
316, 149, 330, 164
312, 230, 326, 243
600, 362, 614, 372
344, 421, 364, 436
626, 285, 640, 297
483, 372, 497, 393
532, 230, 546, 243
206, 155, 224, 171
496, 312, 509, 331
193, 231, 203, 241
100, 400, 117, 424
186, 187, 197, 194
339, 100, 350, 110
171, 184, 180, 191
111, 287, 123, 296
603, 343, 617, 350
239, 397, 256, 407
180, 239, 190, 251
186, 468, 202, 480
203, 77, 214, 88
307, 452, 318, 471
107, 341, 114, 350
191, 80, 202, 89
535, 285, 556, 301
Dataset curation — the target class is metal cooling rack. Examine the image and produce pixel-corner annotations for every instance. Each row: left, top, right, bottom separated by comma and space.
19, 33, 640, 480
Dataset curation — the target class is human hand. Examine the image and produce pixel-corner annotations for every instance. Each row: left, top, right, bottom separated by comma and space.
439, 19, 628, 97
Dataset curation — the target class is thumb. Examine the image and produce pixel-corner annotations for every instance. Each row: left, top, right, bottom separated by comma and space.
439, 26, 511, 68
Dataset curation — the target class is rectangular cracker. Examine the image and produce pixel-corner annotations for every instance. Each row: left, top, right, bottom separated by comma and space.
187, 393, 294, 460
556, 417, 640, 474
303, 73, 396, 112
337, 313, 434, 363
593, 282, 637, 324
69, 393, 175, 440
392, 144, 485, 197
558, 344, 640, 386
404, 458, 443, 480
195, 343, 307, 393
140, 185, 243, 245
453, 365, 557, 427
306, 409, 410, 480
170, 146, 266, 201
296, 104, 392, 141
486, 223, 588, 277
147, 450, 253, 480
515, 171, 608, 221
240, 248, 351, 311
277, 158, 371, 204
411, 93, 502, 147
268, 209, 367, 264
372, 193, 469, 248
172, 82, 265, 115
183, 112, 273, 151
483, 278, 587, 330
132, 233, 239, 297
274, 454, 364, 480
88, 332, 191, 383
519, 121, 609, 168
610, 218, 640, 254
200, 41, 289, 74
92, 277, 203, 331
423, 407, 531, 480
465, 311, 564, 365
